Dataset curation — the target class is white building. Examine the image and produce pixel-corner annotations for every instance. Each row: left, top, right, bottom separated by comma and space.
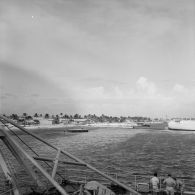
34, 117, 53, 125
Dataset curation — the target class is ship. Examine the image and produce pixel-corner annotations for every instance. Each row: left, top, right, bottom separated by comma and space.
168, 120, 195, 131
0, 115, 194, 195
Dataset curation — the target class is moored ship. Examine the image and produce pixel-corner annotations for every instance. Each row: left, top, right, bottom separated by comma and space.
168, 120, 195, 131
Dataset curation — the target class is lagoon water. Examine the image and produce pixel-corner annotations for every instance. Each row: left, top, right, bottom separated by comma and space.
1, 128, 195, 192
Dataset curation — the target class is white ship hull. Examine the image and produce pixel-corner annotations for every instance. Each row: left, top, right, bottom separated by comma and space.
168, 120, 195, 131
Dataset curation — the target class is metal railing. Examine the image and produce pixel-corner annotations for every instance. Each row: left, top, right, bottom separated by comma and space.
64, 170, 195, 193
0, 115, 141, 195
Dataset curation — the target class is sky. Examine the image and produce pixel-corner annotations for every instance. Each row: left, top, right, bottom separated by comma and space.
0, 0, 195, 118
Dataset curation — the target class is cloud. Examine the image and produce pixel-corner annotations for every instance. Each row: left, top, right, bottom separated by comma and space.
69, 77, 195, 117
2, 92, 16, 98
172, 83, 195, 101
66, 77, 175, 116
0, 63, 76, 114
173, 84, 186, 93
1, 0, 195, 117
31, 93, 40, 97
136, 77, 157, 96
75, 77, 160, 100
82, 86, 106, 100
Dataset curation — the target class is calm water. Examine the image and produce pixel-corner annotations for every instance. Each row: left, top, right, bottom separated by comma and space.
0, 128, 195, 193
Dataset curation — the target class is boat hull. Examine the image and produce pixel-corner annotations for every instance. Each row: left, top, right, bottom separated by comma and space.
168, 120, 195, 131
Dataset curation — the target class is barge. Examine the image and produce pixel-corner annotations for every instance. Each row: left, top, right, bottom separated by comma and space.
65, 128, 89, 133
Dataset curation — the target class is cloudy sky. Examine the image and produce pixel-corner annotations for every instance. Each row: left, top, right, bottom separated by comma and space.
0, 0, 195, 117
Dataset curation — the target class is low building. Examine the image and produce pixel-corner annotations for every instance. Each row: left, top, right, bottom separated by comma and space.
34, 117, 53, 126
60, 118, 70, 124
71, 119, 90, 125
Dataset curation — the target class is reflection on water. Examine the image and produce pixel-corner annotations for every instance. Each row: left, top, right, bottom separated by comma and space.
0, 128, 195, 192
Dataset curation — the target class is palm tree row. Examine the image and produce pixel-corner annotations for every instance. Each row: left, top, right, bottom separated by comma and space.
5, 113, 152, 123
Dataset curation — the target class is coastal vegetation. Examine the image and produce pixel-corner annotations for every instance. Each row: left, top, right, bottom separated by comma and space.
2, 113, 161, 126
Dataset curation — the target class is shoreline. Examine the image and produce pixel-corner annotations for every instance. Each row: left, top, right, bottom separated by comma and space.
3, 124, 93, 135
5, 122, 135, 130
3, 123, 135, 135
2, 122, 167, 135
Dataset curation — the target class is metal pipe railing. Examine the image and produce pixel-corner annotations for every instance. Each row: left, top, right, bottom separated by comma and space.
0, 115, 140, 195
0, 127, 69, 195
33, 156, 87, 166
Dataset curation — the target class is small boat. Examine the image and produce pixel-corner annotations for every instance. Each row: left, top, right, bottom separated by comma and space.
66, 128, 89, 133
168, 120, 195, 131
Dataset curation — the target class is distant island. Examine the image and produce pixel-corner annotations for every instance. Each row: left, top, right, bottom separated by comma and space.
0, 113, 168, 131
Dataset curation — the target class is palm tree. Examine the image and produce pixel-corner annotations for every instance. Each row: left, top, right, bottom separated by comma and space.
10, 114, 19, 120
74, 114, 79, 119
45, 113, 49, 119
23, 113, 27, 117
34, 113, 38, 117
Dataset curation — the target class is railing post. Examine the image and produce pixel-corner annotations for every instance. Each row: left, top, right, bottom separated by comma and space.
135, 175, 137, 190
52, 148, 61, 179
85, 176, 87, 184
182, 179, 185, 195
